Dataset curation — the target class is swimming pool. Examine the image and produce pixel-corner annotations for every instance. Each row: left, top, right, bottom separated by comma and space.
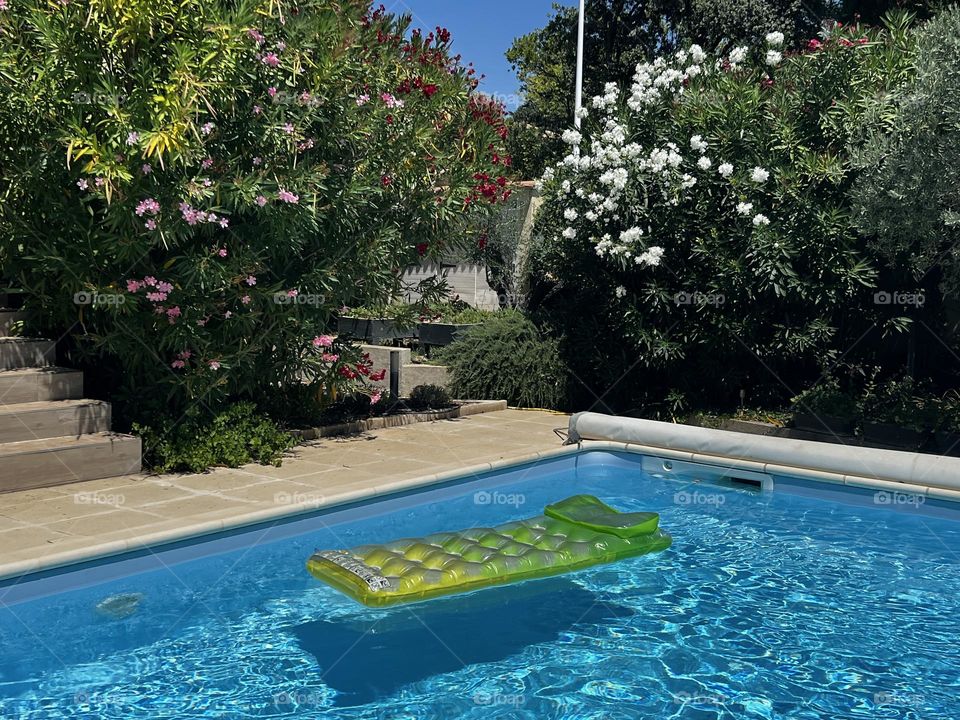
2, 449, 959, 719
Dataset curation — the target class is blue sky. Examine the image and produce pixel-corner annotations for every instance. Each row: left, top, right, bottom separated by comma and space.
387, 0, 575, 111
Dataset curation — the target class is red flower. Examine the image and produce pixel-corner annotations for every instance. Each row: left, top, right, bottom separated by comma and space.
381, 175, 392, 187
839, 38, 854, 47
422, 84, 438, 98
370, 368, 386, 382
416, 242, 428, 256
339, 366, 357, 379
807, 39, 823, 50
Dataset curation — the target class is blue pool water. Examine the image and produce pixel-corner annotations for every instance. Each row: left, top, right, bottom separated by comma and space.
2, 450, 960, 719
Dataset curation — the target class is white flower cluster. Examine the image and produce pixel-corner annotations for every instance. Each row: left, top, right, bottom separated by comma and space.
543, 38, 780, 269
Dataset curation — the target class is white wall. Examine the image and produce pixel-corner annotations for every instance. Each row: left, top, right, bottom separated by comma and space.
401, 261, 500, 309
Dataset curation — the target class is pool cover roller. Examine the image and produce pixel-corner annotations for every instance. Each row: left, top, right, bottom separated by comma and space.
306, 494, 670, 606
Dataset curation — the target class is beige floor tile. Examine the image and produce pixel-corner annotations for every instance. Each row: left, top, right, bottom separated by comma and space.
42, 507, 167, 538
0, 409, 566, 575
0, 524, 74, 554
169, 468, 274, 494
140, 494, 256, 518
0, 493, 133, 524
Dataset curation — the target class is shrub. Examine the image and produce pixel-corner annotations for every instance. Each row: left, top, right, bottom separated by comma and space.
859, 376, 937, 430
0, 0, 510, 421
532, 15, 917, 412
438, 312, 568, 409
409, 384, 452, 409
133, 402, 294, 473
851, 6, 960, 298
791, 378, 858, 419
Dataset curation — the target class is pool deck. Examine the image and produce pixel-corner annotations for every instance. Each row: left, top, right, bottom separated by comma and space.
0, 409, 570, 581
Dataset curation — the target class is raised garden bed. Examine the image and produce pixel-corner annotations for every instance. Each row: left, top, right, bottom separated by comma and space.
791, 411, 855, 436
337, 316, 416, 345
291, 400, 507, 439
935, 430, 960, 457
416, 322, 478, 347
861, 421, 928, 450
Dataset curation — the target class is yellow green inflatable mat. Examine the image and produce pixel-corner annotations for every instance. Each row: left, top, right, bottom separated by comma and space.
306, 494, 671, 606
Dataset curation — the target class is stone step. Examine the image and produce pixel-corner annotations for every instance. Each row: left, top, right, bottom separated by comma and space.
0, 310, 28, 336
0, 338, 55, 370
0, 368, 84, 404
0, 399, 111, 443
0, 433, 142, 493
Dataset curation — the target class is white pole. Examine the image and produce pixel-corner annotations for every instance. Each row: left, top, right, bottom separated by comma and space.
574, 0, 585, 130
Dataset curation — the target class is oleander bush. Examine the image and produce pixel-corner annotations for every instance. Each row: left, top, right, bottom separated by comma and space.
0, 0, 510, 425
532, 14, 919, 413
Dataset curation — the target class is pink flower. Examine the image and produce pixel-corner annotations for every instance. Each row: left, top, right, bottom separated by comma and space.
224, 311, 233, 319
146, 292, 167, 302
171, 360, 185, 369
156, 281, 173, 293
277, 189, 299, 204
252, 157, 262, 166
262, 53, 280, 67
141, 164, 152, 175
144, 276, 157, 287
253, 105, 262, 115
380, 92, 403, 109
201, 157, 213, 169
283, 123, 294, 134
241, 295, 251, 304
247, 28, 265, 45
0, 0, 8, 10
196, 318, 207, 327
246, 275, 257, 286
76, 179, 88, 190
356, 94, 370, 106
126, 279, 142, 292
286, 289, 298, 297
202, 178, 212, 187
218, 248, 228, 257
268, 86, 278, 97
166, 306, 181, 323
370, 391, 382, 405
208, 360, 221, 370
312, 335, 334, 348
178, 350, 191, 359
218, 218, 229, 228
126, 131, 139, 146
276, 41, 286, 52
145, 219, 157, 230
94, 176, 104, 187
299, 91, 312, 104
135, 198, 160, 216
807, 38, 823, 51
255, 195, 268, 207
201, 122, 215, 135
321, 353, 339, 362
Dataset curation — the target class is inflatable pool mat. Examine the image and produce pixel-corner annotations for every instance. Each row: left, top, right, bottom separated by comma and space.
306, 494, 671, 606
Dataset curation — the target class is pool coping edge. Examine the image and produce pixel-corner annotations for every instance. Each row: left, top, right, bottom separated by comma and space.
4, 437, 957, 583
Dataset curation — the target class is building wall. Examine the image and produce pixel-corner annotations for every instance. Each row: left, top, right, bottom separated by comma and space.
401, 262, 500, 310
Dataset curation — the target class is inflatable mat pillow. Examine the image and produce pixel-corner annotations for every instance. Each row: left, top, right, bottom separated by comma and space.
307, 494, 671, 606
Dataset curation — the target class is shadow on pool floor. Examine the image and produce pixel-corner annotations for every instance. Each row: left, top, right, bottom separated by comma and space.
290, 578, 633, 706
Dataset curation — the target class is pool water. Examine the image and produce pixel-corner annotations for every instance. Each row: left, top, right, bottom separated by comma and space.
2, 450, 960, 719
